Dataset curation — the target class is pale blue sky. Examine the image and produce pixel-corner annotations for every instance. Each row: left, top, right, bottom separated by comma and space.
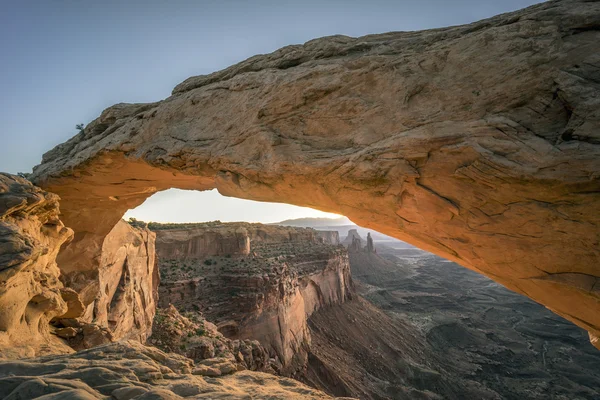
1, 0, 543, 223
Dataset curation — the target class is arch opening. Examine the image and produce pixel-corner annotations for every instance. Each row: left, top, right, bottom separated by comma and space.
118, 188, 599, 395
35, 150, 600, 347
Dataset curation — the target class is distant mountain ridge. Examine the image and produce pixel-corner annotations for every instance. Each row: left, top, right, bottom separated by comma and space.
272, 216, 353, 227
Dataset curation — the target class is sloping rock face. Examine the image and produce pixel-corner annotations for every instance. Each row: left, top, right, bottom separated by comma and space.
0, 174, 74, 359
55, 220, 159, 350
0, 340, 344, 399
31, 0, 600, 345
95, 220, 158, 341
154, 222, 353, 375
58, 220, 158, 344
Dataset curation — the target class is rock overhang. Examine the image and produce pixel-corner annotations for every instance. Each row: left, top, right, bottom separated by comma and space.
30, 0, 600, 348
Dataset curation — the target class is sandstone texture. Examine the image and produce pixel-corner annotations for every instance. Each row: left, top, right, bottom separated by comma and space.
94, 220, 157, 342
154, 222, 353, 375
0, 174, 74, 358
51, 219, 158, 347
0, 340, 346, 399
31, 0, 600, 345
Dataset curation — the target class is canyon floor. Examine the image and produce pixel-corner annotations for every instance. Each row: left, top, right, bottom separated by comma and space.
299, 223, 600, 400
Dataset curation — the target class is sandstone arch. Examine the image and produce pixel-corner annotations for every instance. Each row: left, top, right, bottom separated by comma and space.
31, 0, 600, 347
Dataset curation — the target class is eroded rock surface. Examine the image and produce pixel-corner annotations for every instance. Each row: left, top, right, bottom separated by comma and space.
95, 220, 157, 342
148, 305, 273, 375
0, 340, 345, 399
31, 0, 600, 345
0, 174, 73, 359
56, 220, 158, 345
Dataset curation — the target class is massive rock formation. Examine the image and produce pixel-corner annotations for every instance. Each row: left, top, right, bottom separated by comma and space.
0, 174, 74, 358
342, 229, 362, 248
154, 222, 354, 374
31, 0, 600, 346
315, 230, 340, 246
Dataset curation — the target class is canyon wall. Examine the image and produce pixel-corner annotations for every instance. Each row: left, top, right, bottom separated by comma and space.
29, 0, 600, 346
53, 220, 158, 346
152, 222, 338, 260
154, 222, 353, 374
315, 230, 340, 246
0, 178, 340, 398
154, 225, 250, 259
230, 250, 353, 375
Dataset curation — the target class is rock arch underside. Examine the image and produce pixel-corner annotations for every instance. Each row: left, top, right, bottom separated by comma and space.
31, 0, 600, 348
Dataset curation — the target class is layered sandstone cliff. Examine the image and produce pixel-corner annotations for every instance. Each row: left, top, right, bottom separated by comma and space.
51, 219, 158, 347
315, 230, 340, 246
153, 222, 353, 375
149, 221, 340, 260
153, 224, 250, 259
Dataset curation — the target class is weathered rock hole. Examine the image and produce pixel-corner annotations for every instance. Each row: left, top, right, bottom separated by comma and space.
562, 129, 574, 141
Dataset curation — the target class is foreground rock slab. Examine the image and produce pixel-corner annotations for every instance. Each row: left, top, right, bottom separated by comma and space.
0, 340, 348, 399
31, 0, 600, 345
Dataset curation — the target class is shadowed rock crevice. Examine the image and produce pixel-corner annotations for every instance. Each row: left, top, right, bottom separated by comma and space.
30, 0, 600, 346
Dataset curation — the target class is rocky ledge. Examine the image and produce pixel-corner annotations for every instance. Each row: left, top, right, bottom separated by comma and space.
0, 340, 349, 399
